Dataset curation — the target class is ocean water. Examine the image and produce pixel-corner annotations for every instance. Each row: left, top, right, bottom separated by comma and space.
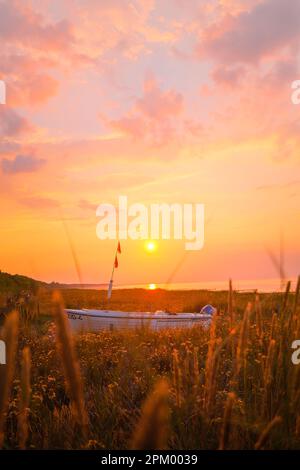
115, 278, 298, 293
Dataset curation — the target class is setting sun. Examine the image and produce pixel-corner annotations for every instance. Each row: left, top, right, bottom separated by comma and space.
145, 241, 157, 252
148, 283, 157, 290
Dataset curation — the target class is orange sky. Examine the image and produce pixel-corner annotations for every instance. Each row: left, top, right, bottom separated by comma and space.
0, 0, 300, 285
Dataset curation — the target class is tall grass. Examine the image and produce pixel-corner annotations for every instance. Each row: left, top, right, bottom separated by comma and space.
52, 292, 88, 432
254, 416, 282, 450
18, 347, 31, 449
0, 282, 299, 449
0, 311, 19, 448
131, 379, 170, 450
219, 392, 235, 450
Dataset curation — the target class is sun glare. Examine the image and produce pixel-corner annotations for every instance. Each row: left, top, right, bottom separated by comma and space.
145, 241, 157, 252
148, 283, 157, 290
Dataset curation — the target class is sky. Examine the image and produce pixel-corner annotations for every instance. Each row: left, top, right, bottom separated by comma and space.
0, 0, 300, 286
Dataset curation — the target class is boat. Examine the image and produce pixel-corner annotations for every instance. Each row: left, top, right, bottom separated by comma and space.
64, 242, 215, 332
65, 308, 213, 332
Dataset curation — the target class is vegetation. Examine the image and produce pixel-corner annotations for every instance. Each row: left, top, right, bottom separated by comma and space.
0, 277, 300, 450
0, 271, 45, 295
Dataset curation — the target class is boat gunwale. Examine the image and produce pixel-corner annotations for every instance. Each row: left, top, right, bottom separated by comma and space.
65, 309, 212, 321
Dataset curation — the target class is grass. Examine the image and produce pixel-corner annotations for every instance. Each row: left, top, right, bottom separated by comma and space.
0, 280, 299, 450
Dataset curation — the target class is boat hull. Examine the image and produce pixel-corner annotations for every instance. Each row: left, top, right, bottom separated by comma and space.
65, 309, 212, 332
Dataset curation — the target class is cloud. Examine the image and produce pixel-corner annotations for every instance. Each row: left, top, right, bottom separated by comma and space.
0, 0, 74, 51
0, 1, 79, 108
78, 199, 98, 211
18, 195, 60, 209
212, 65, 246, 87
108, 76, 184, 145
0, 107, 33, 137
137, 76, 183, 119
107, 75, 204, 148
197, 0, 300, 65
262, 59, 299, 87
0, 141, 20, 155
1, 154, 46, 174
7, 73, 59, 107
0, 54, 58, 106
257, 179, 300, 191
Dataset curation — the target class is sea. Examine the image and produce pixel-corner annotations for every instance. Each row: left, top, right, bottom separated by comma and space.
66, 277, 299, 293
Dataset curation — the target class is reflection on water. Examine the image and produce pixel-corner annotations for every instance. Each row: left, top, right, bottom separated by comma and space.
116, 277, 298, 293
75, 277, 298, 293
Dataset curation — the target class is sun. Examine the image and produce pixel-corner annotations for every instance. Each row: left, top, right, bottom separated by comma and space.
148, 283, 157, 290
145, 240, 157, 252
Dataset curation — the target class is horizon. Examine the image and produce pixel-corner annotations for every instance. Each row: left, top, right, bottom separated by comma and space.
1, 269, 297, 294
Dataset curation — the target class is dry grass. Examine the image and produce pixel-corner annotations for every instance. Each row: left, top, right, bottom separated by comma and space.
0, 311, 19, 448
0, 280, 299, 449
219, 392, 236, 450
52, 292, 88, 431
254, 416, 282, 450
131, 379, 170, 450
18, 347, 31, 449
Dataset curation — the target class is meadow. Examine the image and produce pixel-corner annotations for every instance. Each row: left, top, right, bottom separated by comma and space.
0, 279, 300, 450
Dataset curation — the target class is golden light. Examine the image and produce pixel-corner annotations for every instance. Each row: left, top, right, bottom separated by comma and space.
145, 241, 157, 252
148, 283, 157, 290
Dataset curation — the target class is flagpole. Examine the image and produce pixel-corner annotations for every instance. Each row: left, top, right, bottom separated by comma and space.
107, 242, 120, 300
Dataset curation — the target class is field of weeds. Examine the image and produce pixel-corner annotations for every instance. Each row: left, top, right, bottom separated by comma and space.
0, 280, 300, 450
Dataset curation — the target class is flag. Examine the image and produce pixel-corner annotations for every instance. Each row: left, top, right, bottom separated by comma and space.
108, 243, 121, 301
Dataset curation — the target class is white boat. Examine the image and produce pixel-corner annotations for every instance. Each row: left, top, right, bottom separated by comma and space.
65, 243, 215, 332
65, 308, 212, 332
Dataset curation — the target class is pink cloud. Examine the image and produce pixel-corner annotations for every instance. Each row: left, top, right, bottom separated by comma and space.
109, 76, 184, 145
1, 154, 46, 174
0, 0, 74, 51
200, 59, 300, 160
197, 0, 300, 65
137, 77, 183, 119
0, 107, 33, 137
0, 0, 75, 108
0, 142, 20, 155
8, 74, 59, 107
212, 65, 246, 87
